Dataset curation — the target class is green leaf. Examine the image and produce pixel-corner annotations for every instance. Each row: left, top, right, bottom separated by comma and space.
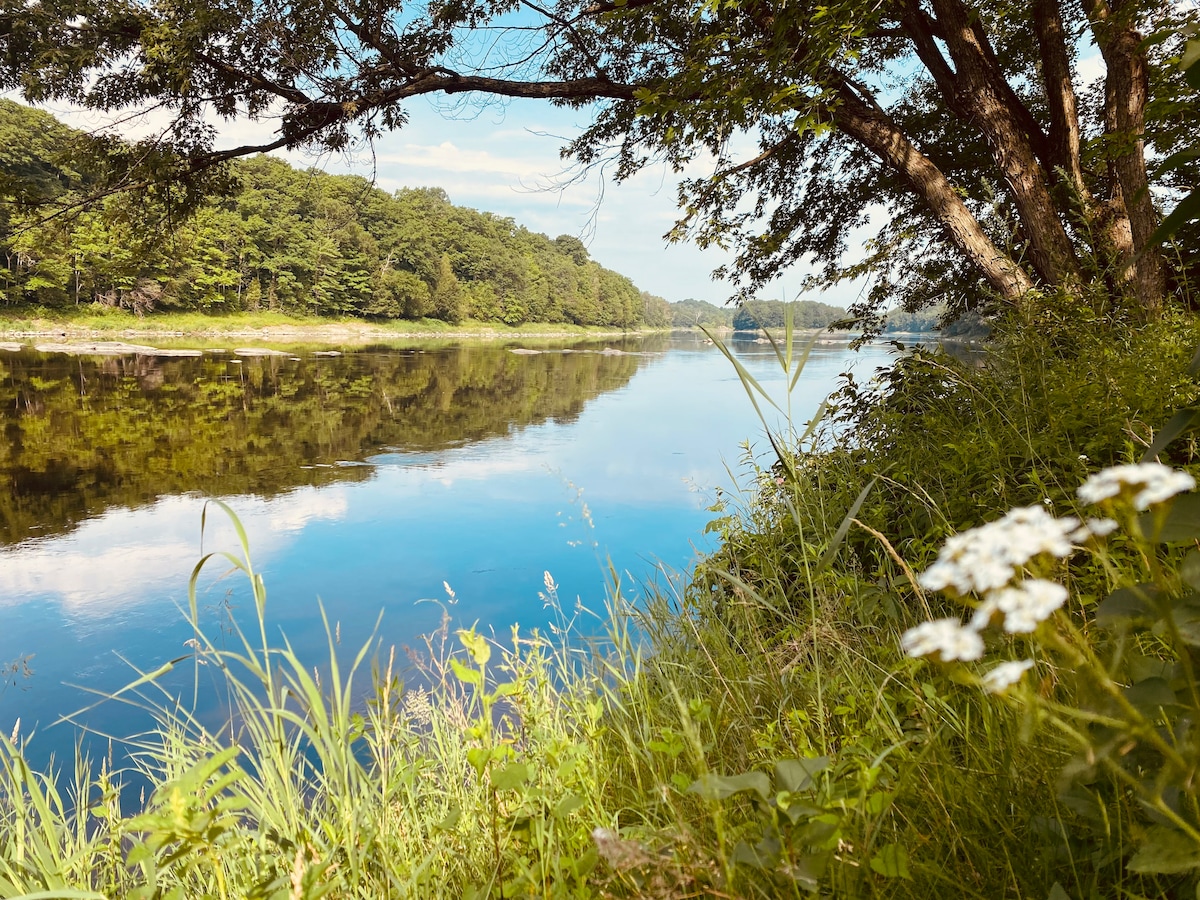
1185, 38, 1200, 87
491, 762, 530, 792
1144, 408, 1200, 461
788, 852, 830, 892
1173, 597, 1200, 647
125, 841, 153, 868
865, 791, 895, 815
774, 757, 830, 793
435, 804, 461, 831
1147, 494, 1200, 542
869, 843, 912, 879
448, 658, 482, 687
1095, 584, 1161, 624
1048, 883, 1071, 900
815, 480, 876, 575
799, 813, 842, 849
1183, 550, 1200, 591
553, 793, 584, 819
687, 771, 771, 801
1128, 826, 1200, 874
456, 629, 491, 666
1123, 677, 1178, 712
466, 747, 490, 776
1150, 188, 1200, 245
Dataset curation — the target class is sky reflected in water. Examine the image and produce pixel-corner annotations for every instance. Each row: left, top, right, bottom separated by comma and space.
0, 334, 896, 765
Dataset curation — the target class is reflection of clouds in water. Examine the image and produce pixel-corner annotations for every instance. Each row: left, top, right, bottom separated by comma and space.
0, 488, 349, 614
415, 453, 544, 488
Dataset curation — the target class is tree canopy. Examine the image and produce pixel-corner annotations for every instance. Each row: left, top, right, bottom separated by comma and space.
2, 0, 1196, 324
0, 101, 672, 326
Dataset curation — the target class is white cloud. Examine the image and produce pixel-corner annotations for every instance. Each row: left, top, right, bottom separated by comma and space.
0, 487, 350, 615
377, 142, 550, 178
1076, 52, 1106, 89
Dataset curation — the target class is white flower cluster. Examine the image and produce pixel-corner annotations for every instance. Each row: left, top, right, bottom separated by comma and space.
918, 505, 1079, 595
971, 579, 1068, 633
901, 618, 985, 662
1078, 462, 1195, 511
900, 463, 1195, 693
981, 659, 1035, 694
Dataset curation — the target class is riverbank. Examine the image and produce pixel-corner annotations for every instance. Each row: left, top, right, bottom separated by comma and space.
0, 308, 666, 346
0, 309, 1196, 898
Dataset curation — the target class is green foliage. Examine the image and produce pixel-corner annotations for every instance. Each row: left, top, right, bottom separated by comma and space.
777, 303, 1200, 594
668, 297, 734, 329
0, 105, 661, 328
731, 299, 848, 332
4, 0, 1192, 324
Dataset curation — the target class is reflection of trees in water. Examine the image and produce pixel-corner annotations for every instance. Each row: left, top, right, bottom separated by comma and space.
0, 341, 651, 545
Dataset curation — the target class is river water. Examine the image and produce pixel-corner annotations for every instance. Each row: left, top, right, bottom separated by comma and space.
0, 332, 894, 767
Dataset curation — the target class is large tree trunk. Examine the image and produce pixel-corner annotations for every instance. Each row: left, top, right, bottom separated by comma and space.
1081, 0, 1166, 315
830, 80, 1034, 305
1032, 0, 1092, 211
928, 0, 1080, 290
1032, 0, 1133, 300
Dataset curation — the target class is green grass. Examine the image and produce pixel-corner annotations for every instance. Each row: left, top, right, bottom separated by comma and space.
0, 303, 1197, 897
0, 304, 661, 340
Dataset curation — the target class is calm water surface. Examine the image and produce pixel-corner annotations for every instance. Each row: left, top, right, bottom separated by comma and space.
0, 333, 893, 766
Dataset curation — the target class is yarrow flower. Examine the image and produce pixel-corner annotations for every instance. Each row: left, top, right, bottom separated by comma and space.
1068, 517, 1118, 542
971, 579, 1068, 633
901, 618, 985, 662
981, 659, 1035, 694
1077, 463, 1195, 510
918, 505, 1079, 595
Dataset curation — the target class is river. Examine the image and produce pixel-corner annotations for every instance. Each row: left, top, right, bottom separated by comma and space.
0, 332, 896, 768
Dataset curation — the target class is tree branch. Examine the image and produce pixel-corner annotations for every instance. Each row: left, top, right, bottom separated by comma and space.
824, 69, 1034, 305
1031, 0, 1093, 211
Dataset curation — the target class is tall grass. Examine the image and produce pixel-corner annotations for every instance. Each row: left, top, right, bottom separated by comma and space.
0, 304, 1195, 897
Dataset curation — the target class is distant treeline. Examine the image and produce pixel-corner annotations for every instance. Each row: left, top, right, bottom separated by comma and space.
666, 298, 976, 335
0, 101, 671, 328
666, 298, 847, 329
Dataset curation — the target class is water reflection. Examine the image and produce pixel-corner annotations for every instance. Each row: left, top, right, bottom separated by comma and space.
0, 339, 650, 545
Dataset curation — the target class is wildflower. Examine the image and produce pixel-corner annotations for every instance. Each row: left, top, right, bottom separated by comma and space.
981, 659, 1035, 694
1078, 463, 1195, 510
974, 579, 1068, 633
403, 688, 433, 725
1069, 517, 1118, 542
918, 506, 1078, 595
902, 618, 985, 662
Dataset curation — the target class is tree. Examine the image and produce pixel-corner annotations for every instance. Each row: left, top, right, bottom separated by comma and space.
5, 0, 1196, 323
431, 253, 464, 323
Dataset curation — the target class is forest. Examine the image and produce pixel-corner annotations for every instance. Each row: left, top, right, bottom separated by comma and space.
0, 101, 672, 329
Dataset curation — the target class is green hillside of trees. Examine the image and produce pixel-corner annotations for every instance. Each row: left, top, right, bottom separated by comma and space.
731, 298, 848, 331
667, 297, 734, 328
0, 102, 671, 328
